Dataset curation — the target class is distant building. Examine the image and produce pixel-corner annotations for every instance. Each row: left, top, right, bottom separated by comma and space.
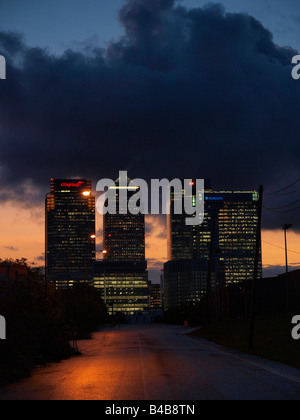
46, 179, 96, 288
148, 281, 162, 309
165, 180, 261, 309
93, 261, 149, 316
94, 174, 149, 315
164, 258, 225, 310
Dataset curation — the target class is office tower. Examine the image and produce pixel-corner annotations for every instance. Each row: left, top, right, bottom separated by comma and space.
93, 261, 149, 316
164, 259, 216, 309
93, 175, 149, 316
46, 179, 96, 288
164, 181, 261, 309
167, 179, 212, 261
148, 282, 162, 309
206, 189, 261, 284
103, 176, 145, 262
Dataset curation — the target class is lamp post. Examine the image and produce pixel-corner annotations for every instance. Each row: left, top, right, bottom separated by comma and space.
283, 223, 292, 310
102, 250, 108, 305
282, 223, 292, 274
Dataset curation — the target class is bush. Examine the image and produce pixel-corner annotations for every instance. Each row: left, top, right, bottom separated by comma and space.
0, 274, 71, 384
59, 284, 107, 339
0, 261, 107, 384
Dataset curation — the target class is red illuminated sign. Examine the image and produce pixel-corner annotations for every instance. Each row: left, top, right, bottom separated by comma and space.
61, 181, 84, 188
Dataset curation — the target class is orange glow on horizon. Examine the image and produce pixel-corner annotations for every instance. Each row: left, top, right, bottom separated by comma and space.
0, 201, 299, 277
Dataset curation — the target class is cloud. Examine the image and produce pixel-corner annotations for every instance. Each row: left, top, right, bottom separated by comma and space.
35, 253, 45, 262
263, 263, 300, 278
147, 257, 166, 269
0, 0, 300, 229
145, 214, 166, 236
2, 245, 18, 252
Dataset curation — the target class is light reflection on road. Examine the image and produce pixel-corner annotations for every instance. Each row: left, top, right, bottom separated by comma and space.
0, 324, 300, 400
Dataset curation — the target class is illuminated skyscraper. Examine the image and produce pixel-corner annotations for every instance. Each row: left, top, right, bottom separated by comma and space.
93, 261, 149, 316
46, 179, 96, 288
165, 181, 261, 309
93, 175, 149, 316
205, 189, 261, 285
103, 176, 145, 262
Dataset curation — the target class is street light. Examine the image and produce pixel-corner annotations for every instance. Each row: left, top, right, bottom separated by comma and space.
283, 223, 292, 311
82, 191, 91, 197
282, 223, 293, 274
102, 250, 108, 304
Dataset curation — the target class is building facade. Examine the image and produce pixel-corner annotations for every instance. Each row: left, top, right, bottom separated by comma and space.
103, 175, 145, 262
93, 261, 149, 315
93, 175, 149, 315
148, 281, 162, 309
46, 179, 96, 288
165, 181, 261, 309
164, 258, 225, 310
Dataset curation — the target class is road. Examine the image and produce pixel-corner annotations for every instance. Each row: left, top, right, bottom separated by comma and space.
0, 324, 300, 400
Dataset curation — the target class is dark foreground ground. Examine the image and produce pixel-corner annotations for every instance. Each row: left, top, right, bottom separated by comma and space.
0, 324, 300, 400
193, 313, 300, 370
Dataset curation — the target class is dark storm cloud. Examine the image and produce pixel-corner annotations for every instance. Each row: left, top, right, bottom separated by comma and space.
0, 0, 300, 229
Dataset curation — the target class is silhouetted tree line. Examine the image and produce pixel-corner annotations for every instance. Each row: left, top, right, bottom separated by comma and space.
0, 260, 107, 385
60, 284, 107, 340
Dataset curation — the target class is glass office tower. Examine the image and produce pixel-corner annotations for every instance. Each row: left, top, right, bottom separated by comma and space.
103, 176, 145, 262
46, 179, 96, 288
93, 261, 149, 316
93, 175, 149, 316
165, 181, 261, 309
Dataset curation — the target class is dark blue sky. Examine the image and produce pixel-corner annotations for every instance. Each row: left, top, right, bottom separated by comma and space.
1, 0, 300, 278
0, 0, 300, 232
1, 0, 300, 54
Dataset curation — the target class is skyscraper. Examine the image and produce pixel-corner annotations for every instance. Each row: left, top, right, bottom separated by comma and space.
164, 180, 261, 309
46, 179, 96, 288
103, 175, 145, 262
93, 175, 149, 316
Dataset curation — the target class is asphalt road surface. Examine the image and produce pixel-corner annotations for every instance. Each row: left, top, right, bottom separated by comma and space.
1, 324, 300, 400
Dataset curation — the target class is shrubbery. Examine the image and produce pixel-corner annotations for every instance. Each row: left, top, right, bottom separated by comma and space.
60, 284, 107, 340
0, 261, 107, 384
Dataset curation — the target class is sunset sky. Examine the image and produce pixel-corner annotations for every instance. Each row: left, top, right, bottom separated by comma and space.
1, 196, 300, 282
1, 0, 300, 282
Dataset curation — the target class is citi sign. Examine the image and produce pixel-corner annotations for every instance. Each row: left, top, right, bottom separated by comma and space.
61, 181, 84, 188
0, 55, 6, 80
